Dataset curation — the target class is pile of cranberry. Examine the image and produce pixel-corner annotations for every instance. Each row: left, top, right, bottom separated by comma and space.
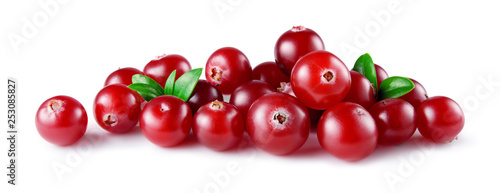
35, 26, 465, 161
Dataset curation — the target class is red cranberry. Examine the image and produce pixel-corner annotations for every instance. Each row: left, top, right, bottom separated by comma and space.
35, 96, 87, 146
317, 102, 378, 161
140, 95, 192, 147
277, 82, 324, 128
192, 100, 244, 151
104, 67, 144, 87
246, 93, 310, 155
274, 26, 325, 76
205, 47, 252, 94
343, 71, 376, 109
229, 80, 275, 119
369, 99, 417, 146
143, 54, 192, 87
291, 50, 351, 110
417, 96, 464, 143
399, 78, 428, 109
94, 84, 142, 134
374, 64, 388, 87
251, 61, 290, 89
187, 79, 223, 114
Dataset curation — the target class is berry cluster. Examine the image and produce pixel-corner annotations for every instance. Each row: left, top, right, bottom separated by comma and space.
35, 26, 465, 161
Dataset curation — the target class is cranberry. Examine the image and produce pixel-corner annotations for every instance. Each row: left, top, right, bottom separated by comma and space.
290, 50, 351, 110
399, 78, 428, 109
274, 26, 325, 76
104, 67, 144, 87
205, 47, 252, 94
374, 64, 388, 87
143, 54, 192, 87
278, 82, 324, 128
417, 96, 464, 143
246, 93, 310, 155
94, 84, 142, 134
229, 80, 275, 119
35, 96, 87, 146
192, 100, 244, 151
343, 71, 376, 109
369, 99, 417, 146
317, 102, 378, 161
251, 61, 290, 89
140, 95, 192, 147
187, 79, 223, 114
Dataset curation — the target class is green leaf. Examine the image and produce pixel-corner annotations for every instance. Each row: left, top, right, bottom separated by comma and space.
352, 53, 378, 91
378, 76, 415, 100
128, 83, 163, 101
173, 68, 203, 101
164, 70, 176, 95
131, 74, 164, 95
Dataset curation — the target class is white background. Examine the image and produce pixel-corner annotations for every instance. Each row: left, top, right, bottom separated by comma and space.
1, 0, 500, 192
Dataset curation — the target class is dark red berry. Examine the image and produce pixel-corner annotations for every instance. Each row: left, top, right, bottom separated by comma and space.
35, 95, 87, 146
317, 102, 378, 161
229, 80, 275, 119
251, 61, 290, 89
399, 78, 428, 109
343, 71, 376, 109
188, 79, 223, 114
140, 95, 192, 147
94, 84, 142, 134
291, 50, 351, 110
193, 100, 244, 151
104, 67, 144, 87
205, 47, 252, 94
275, 26, 325, 76
144, 54, 192, 87
374, 64, 388, 87
417, 96, 464, 143
370, 98, 417, 146
246, 93, 310, 155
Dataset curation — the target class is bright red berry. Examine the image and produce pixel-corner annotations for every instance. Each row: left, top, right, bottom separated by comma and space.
417, 96, 464, 143
94, 84, 142, 134
374, 64, 388, 88
399, 78, 428, 109
205, 47, 252, 94
317, 102, 378, 161
370, 98, 417, 146
104, 67, 144, 87
251, 61, 290, 89
140, 95, 192, 147
343, 71, 376, 109
144, 54, 192, 87
35, 95, 87, 146
192, 101, 244, 151
291, 50, 351, 110
187, 79, 223, 114
275, 26, 325, 76
246, 93, 310, 155
229, 80, 275, 119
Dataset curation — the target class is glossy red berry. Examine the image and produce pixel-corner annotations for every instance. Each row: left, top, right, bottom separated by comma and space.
251, 61, 290, 89
35, 95, 87, 146
291, 50, 351, 110
374, 64, 388, 87
187, 79, 223, 114
343, 71, 376, 109
144, 54, 192, 87
94, 84, 142, 134
417, 96, 464, 143
193, 101, 244, 151
369, 99, 417, 146
317, 102, 378, 161
205, 47, 252, 94
277, 82, 324, 128
275, 26, 325, 76
229, 80, 275, 119
399, 78, 428, 109
140, 95, 192, 147
246, 93, 310, 155
104, 67, 144, 87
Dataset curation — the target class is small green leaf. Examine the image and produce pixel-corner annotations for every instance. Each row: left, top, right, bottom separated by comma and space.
128, 83, 163, 101
164, 70, 176, 95
378, 76, 415, 100
131, 74, 164, 95
173, 68, 203, 101
353, 53, 378, 91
